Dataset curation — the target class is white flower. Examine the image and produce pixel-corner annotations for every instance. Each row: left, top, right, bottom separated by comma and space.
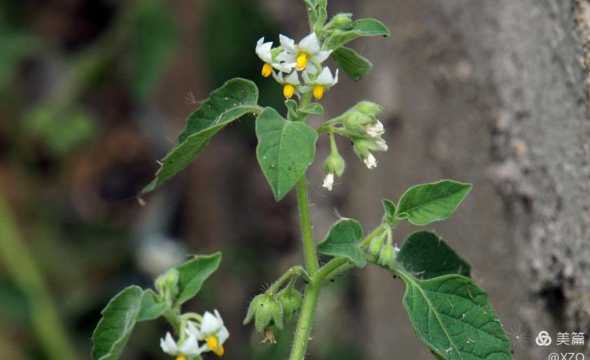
278, 33, 331, 71
364, 153, 377, 169
322, 173, 335, 191
160, 332, 201, 358
255, 38, 295, 77
373, 139, 388, 152
366, 121, 385, 138
273, 71, 301, 99
188, 310, 229, 357
301, 66, 339, 100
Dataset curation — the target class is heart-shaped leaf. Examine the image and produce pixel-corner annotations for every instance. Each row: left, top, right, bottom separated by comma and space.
396, 180, 472, 226
318, 218, 366, 267
397, 231, 471, 280
255, 107, 318, 201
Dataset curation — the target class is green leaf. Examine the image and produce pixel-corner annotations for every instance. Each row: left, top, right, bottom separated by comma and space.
399, 273, 511, 359
129, 0, 177, 99
382, 199, 397, 226
332, 47, 373, 81
178, 78, 259, 142
318, 219, 366, 267
396, 180, 473, 226
324, 18, 391, 50
397, 231, 471, 280
255, 108, 318, 201
175, 252, 222, 305
91, 286, 144, 360
137, 289, 166, 321
142, 78, 259, 193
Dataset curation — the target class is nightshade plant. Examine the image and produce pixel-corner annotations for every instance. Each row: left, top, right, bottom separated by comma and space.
91, 1, 513, 359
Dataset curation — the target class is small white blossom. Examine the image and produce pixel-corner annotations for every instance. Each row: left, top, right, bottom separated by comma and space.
301, 66, 339, 100
273, 71, 301, 99
278, 33, 331, 71
364, 153, 378, 169
255, 38, 295, 77
322, 173, 335, 191
366, 121, 385, 138
187, 310, 229, 357
160, 332, 201, 358
373, 139, 388, 152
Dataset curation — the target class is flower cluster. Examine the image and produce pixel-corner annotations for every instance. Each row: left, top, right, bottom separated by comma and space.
256, 33, 338, 100
160, 310, 229, 360
322, 101, 388, 191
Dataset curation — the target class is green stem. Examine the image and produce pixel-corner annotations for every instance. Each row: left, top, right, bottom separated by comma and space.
295, 179, 319, 274
266, 265, 306, 295
289, 177, 321, 360
0, 197, 76, 360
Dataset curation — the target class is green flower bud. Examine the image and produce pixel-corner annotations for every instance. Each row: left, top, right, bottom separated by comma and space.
155, 268, 179, 301
278, 287, 303, 321
343, 111, 374, 135
243, 294, 284, 333
378, 245, 395, 268
354, 101, 383, 117
323, 151, 346, 177
326, 13, 353, 29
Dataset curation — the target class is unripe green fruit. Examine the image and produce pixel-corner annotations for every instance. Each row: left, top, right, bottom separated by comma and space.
278, 287, 303, 320
243, 294, 284, 333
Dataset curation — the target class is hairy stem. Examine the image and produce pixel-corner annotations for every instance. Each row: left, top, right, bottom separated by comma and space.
290, 178, 320, 360
267, 265, 306, 295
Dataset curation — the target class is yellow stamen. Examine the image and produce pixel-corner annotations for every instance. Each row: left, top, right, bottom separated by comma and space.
261, 63, 272, 78
283, 84, 296, 99
176, 355, 187, 360
206, 335, 224, 357
312, 85, 325, 100
296, 52, 309, 71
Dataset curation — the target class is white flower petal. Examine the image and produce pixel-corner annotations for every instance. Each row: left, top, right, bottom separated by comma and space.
364, 154, 377, 169
186, 321, 202, 339
274, 62, 296, 73
201, 311, 223, 335
316, 50, 332, 63
316, 67, 334, 85
374, 139, 388, 151
160, 332, 179, 355
279, 34, 296, 52
217, 325, 230, 344
299, 33, 321, 54
255, 37, 273, 63
322, 173, 335, 191
285, 71, 300, 85
179, 335, 201, 356
272, 71, 285, 83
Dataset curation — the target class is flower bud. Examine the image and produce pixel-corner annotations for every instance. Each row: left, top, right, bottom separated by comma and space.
323, 151, 346, 177
354, 101, 383, 117
378, 245, 396, 268
278, 287, 302, 321
155, 268, 179, 301
343, 111, 374, 135
243, 294, 284, 333
326, 13, 353, 29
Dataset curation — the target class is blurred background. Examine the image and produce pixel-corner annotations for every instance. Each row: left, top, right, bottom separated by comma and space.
1, 0, 589, 359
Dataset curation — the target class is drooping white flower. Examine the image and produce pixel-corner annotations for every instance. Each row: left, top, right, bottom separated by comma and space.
366, 121, 385, 138
322, 173, 335, 191
278, 33, 331, 71
301, 66, 339, 100
373, 139, 388, 152
255, 38, 295, 77
187, 310, 229, 357
364, 153, 378, 169
160, 332, 201, 359
273, 71, 301, 99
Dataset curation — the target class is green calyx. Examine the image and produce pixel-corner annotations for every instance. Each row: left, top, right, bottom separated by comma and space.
278, 287, 303, 321
323, 150, 346, 177
244, 293, 284, 333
